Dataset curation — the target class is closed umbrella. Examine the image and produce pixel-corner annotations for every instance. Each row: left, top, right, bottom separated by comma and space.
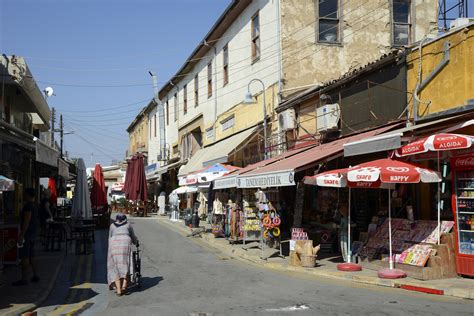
396, 133, 474, 244
72, 158, 92, 220
48, 178, 57, 206
91, 163, 107, 212
125, 153, 147, 201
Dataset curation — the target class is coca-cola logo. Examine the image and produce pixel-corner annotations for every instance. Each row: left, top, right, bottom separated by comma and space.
455, 157, 474, 167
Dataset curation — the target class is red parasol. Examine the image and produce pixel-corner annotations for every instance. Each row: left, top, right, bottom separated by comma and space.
90, 163, 108, 211
395, 133, 474, 157
124, 153, 148, 201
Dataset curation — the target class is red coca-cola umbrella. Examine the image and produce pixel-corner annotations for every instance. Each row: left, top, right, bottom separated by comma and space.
90, 163, 108, 213
347, 159, 440, 279
395, 133, 474, 244
124, 153, 148, 202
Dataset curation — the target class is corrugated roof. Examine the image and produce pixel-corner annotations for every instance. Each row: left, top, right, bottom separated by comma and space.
240, 124, 398, 179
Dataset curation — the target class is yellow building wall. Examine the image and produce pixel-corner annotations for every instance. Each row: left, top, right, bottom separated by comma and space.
407, 26, 474, 119
128, 117, 149, 155
205, 83, 278, 146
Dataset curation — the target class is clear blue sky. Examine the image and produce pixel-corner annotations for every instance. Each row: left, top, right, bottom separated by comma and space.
1, 1, 473, 167
1, 0, 230, 167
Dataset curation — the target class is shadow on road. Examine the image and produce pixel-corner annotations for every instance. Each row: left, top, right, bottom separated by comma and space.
128, 276, 163, 294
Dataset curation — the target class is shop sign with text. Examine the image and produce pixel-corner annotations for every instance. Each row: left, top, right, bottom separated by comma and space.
238, 171, 295, 188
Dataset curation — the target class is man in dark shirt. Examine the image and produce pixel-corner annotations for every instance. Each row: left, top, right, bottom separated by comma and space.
12, 188, 40, 286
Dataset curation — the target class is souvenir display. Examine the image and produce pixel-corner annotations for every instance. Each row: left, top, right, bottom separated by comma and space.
358, 218, 454, 267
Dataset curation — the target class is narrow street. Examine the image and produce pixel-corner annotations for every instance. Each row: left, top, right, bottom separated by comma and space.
34, 218, 473, 316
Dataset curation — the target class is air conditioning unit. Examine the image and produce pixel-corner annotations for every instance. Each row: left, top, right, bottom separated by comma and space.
450, 18, 474, 30
278, 109, 296, 131
317, 103, 340, 133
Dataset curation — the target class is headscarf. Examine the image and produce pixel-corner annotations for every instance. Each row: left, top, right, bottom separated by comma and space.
114, 213, 127, 227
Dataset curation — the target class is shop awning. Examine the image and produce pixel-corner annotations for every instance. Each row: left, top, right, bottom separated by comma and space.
238, 125, 397, 188
35, 140, 59, 167
343, 115, 469, 157
147, 161, 181, 180
213, 144, 318, 189
178, 127, 257, 176
58, 158, 69, 178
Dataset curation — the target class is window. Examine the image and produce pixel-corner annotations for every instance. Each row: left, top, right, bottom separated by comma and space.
207, 62, 212, 98
223, 44, 229, 86
392, 0, 411, 46
149, 118, 152, 138
183, 84, 187, 115
221, 115, 235, 132
194, 74, 199, 107
174, 93, 178, 122
154, 114, 157, 137
166, 100, 169, 125
206, 127, 214, 140
251, 12, 260, 61
318, 0, 339, 43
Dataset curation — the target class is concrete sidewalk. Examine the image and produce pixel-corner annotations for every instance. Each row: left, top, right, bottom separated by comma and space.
157, 216, 474, 301
0, 246, 65, 316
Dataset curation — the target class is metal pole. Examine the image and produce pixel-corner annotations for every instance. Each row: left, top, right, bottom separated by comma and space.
437, 151, 441, 244
262, 85, 268, 160
347, 188, 351, 263
51, 107, 55, 147
60, 114, 63, 158
388, 188, 393, 270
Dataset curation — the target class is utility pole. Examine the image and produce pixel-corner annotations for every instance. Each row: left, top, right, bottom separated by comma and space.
60, 114, 64, 158
51, 107, 56, 147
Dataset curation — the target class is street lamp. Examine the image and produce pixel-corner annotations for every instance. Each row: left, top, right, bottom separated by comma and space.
243, 79, 268, 159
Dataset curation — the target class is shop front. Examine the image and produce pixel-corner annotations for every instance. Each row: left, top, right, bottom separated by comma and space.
340, 116, 474, 278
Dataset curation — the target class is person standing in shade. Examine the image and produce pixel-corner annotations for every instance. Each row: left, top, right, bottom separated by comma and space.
13, 188, 40, 286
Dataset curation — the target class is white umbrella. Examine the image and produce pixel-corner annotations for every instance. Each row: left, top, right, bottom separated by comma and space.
72, 158, 92, 220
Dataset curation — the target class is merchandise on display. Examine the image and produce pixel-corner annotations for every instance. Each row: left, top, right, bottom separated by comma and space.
359, 218, 454, 267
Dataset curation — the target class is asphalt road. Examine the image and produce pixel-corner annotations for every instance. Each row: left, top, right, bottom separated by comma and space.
36, 217, 473, 316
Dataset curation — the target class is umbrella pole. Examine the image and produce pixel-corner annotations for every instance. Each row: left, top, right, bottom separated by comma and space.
388, 188, 393, 270
437, 151, 441, 245
347, 188, 351, 263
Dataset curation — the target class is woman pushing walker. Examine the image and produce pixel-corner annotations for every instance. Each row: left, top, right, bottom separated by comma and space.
107, 213, 139, 296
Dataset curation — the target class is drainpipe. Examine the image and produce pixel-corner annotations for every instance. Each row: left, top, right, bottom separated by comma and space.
149, 72, 167, 163
276, 0, 283, 101
413, 41, 450, 123
204, 40, 218, 141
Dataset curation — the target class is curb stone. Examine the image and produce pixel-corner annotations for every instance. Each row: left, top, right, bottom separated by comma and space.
4, 252, 65, 316
156, 218, 474, 300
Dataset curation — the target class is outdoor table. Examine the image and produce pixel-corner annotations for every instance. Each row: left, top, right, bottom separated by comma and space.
73, 224, 95, 255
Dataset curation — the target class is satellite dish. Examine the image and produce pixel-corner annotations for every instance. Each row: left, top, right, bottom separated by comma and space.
44, 87, 54, 98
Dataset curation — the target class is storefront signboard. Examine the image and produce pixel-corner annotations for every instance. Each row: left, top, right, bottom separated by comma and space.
238, 170, 295, 188
213, 176, 237, 189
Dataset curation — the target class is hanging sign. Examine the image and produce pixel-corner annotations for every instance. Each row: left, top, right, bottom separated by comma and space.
238, 171, 295, 188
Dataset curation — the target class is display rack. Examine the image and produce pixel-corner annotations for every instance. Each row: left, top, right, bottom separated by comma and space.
451, 156, 474, 276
